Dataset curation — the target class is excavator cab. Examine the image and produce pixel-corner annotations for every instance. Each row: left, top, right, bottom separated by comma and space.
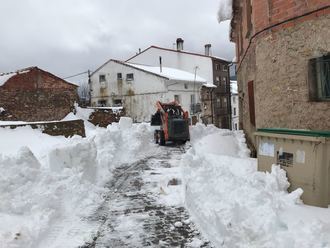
151, 101, 190, 145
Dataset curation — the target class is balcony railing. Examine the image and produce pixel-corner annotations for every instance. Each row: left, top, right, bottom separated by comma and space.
190, 103, 202, 114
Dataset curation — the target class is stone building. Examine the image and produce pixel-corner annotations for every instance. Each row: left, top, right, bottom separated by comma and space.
230, 1, 330, 153
0, 67, 78, 122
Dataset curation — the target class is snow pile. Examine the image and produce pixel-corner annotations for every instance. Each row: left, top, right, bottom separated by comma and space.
183, 124, 330, 248
0, 117, 158, 248
217, 0, 232, 22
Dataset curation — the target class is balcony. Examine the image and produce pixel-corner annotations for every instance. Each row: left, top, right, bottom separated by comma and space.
214, 107, 230, 116
190, 103, 202, 114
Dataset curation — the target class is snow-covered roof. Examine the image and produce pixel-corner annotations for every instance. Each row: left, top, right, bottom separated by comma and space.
126, 46, 230, 63
231, 80, 238, 94
124, 62, 208, 83
0, 68, 31, 86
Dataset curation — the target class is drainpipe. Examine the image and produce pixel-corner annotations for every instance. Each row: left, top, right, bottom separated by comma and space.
210, 87, 214, 124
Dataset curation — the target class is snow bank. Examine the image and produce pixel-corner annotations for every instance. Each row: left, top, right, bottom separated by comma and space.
183, 124, 330, 248
0, 117, 159, 248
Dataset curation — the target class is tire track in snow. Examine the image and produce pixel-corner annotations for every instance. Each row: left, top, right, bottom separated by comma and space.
80, 146, 212, 248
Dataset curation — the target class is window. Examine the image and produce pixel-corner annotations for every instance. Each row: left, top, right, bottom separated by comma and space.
233, 107, 236, 116
222, 77, 227, 84
216, 97, 221, 108
191, 94, 196, 104
222, 97, 228, 109
184, 83, 188, 89
309, 55, 330, 100
215, 76, 220, 85
126, 73, 134, 81
99, 74, 106, 83
233, 96, 236, 103
117, 73, 122, 80
97, 99, 107, 107
215, 64, 220, 70
174, 94, 181, 103
114, 99, 122, 106
223, 65, 228, 71
234, 123, 238, 130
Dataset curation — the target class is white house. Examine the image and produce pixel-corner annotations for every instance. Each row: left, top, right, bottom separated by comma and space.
126, 38, 232, 129
231, 80, 239, 130
90, 60, 207, 122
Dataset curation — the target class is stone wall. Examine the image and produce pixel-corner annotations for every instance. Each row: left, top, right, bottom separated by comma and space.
255, 14, 330, 130
88, 108, 125, 127
0, 119, 85, 137
0, 67, 78, 122
238, 14, 330, 152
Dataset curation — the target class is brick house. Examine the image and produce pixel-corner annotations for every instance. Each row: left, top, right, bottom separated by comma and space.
230, 1, 330, 153
0, 67, 78, 122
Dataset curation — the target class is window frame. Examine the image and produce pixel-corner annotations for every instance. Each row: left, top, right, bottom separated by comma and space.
308, 54, 330, 101
126, 73, 134, 81
99, 74, 106, 83
117, 73, 122, 80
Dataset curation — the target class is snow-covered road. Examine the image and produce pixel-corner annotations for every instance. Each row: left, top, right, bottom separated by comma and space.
81, 145, 211, 248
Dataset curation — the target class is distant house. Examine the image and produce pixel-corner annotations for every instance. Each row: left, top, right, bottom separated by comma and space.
126, 39, 232, 128
90, 60, 207, 122
0, 67, 78, 122
231, 81, 239, 130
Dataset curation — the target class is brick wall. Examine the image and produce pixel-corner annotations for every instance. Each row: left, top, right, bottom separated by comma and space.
0, 67, 78, 121
232, 0, 329, 65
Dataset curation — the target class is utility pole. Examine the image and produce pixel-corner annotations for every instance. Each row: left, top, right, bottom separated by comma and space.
88, 70, 91, 106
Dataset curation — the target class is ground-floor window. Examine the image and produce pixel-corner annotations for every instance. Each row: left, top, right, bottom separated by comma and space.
98, 99, 107, 107
309, 54, 330, 100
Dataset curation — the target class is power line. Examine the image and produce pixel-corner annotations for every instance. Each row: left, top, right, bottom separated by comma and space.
62, 71, 89, 80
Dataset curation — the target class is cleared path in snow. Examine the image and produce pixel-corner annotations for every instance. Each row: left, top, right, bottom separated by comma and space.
81, 146, 212, 248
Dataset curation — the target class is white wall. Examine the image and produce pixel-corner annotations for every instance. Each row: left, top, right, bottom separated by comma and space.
231, 93, 239, 130
127, 47, 214, 83
90, 60, 202, 122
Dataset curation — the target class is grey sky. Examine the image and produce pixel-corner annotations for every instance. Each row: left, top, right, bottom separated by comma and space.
0, 0, 234, 83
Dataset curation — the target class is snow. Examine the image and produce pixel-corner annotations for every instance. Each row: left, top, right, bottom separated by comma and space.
0, 70, 30, 86
217, 0, 232, 23
231, 80, 238, 94
2, 112, 330, 247
126, 62, 207, 83
183, 123, 330, 248
0, 107, 5, 113
0, 115, 158, 248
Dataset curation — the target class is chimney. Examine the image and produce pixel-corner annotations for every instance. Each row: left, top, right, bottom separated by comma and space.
176, 38, 184, 51
159, 56, 162, 73
205, 44, 211, 56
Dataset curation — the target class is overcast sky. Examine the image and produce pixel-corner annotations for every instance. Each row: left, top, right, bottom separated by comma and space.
0, 0, 234, 83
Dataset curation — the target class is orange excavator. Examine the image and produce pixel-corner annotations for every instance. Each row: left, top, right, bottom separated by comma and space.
151, 101, 190, 145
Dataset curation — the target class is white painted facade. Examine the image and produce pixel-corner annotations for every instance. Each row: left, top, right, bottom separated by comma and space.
127, 46, 215, 84
231, 81, 239, 130
90, 60, 204, 122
